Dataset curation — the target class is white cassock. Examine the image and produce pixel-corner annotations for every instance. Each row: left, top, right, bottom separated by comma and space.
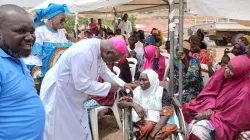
40, 39, 125, 140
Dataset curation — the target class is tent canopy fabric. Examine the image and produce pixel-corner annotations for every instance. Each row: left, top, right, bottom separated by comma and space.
29, 0, 132, 13
187, 0, 250, 20
78, 0, 169, 14
0, 0, 44, 9
30, 0, 187, 14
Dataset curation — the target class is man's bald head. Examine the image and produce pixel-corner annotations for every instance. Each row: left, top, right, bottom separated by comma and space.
0, 4, 35, 58
0, 4, 29, 28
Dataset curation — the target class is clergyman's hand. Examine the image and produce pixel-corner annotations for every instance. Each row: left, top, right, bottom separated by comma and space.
124, 83, 137, 91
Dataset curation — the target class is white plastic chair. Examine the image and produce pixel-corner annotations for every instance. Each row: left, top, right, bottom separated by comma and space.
213, 62, 221, 72
211, 48, 217, 59
127, 58, 138, 81
163, 57, 170, 81
160, 52, 170, 58
113, 66, 121, 76
201, 64, 210, 86
89, 78, 122, 140
127, 58, 138, 66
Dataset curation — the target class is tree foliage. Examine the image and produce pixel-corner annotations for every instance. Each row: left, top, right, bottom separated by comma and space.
63, 16, 88, 34
63, 14, 136, 34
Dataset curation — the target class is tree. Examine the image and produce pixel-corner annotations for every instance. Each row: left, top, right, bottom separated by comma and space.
128, 14, 136, 32
63, 14, 136, 35
63, 16, 88, 35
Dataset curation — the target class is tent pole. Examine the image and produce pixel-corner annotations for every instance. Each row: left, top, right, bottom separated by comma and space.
168, 0, 175, 98
75, 13, 79, 42
178, 0, 184, 104
168, 6, 170, 40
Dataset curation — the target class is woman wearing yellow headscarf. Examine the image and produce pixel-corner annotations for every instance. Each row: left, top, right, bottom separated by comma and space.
240, 35, 250, 52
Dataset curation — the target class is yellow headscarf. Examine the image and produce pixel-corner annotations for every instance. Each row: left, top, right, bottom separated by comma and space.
243, 35, 250, 52
158, 30, 165, 41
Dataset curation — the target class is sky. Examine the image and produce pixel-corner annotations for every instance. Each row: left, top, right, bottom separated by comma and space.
0, 0, 44, 8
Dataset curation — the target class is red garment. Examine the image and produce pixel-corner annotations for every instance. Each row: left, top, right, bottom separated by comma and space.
192, 49, 214, 72
188, 133, 200, 140
90, 77, 115, 106
90, 64, 116, 106
79, 36, 88, 40
167, 48, 170, 54
119, 58, 126, 64
89, 22, 98, 34
184, 56, 250, 140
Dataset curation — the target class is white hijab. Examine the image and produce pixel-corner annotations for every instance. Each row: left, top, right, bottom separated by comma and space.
132, 69, 164, 122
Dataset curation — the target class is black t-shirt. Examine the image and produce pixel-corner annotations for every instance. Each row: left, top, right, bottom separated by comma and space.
200, 41, 207, 50
118, 60, 132, 83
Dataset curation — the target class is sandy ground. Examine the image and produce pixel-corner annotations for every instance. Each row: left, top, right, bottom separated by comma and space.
98, 43, 233, 140
99, 115, 122, 140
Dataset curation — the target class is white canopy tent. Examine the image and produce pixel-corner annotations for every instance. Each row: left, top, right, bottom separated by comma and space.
78, 0, 173, 14
0, 0, 44, 9
30, 0, 187, 14
29, 0, 132, 13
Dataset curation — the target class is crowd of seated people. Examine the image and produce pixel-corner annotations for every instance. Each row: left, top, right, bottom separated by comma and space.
79, 20, 250, 139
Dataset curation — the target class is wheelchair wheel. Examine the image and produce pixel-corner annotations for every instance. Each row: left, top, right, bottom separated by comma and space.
167, 133, 185, 140
173, 104, 187, 138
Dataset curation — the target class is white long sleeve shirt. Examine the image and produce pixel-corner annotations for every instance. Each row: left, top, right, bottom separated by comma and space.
40, 39, 125, 140
118, 20, 132, 37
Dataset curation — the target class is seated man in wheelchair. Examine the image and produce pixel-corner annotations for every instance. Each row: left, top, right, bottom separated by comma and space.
118, 69, 177, 140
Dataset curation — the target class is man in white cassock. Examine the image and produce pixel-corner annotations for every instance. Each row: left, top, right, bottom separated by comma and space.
40, 37, 134, 140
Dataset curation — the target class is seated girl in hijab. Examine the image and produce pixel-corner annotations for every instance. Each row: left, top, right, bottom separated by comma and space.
183, 56, 250, 140
118, 69, 177, 140
175, 41, 203, 104
143, 37, 166, 81
232, 42, 247, 56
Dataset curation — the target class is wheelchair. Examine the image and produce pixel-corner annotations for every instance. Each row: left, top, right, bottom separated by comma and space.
120, 95, 186, 140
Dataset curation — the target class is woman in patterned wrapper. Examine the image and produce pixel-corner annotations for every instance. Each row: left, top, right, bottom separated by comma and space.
23, 3, 72, 93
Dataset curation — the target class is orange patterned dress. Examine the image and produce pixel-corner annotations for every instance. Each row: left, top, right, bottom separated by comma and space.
192, 49, 214, 72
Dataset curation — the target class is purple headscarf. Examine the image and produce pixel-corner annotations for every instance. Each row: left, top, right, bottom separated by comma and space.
236, 42, 247, 55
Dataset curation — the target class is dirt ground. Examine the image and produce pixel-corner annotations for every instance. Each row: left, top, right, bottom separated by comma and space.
99, 115, 122, 140
98, 44, 232, 140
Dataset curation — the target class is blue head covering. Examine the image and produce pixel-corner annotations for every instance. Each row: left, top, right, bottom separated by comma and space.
236, 42, 247, 55
145, 36, 156, 45
34, 3, 71, 27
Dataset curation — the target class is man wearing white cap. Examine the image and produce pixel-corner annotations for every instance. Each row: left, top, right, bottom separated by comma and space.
114, 17, 121, 32
40, 37, 135, 140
